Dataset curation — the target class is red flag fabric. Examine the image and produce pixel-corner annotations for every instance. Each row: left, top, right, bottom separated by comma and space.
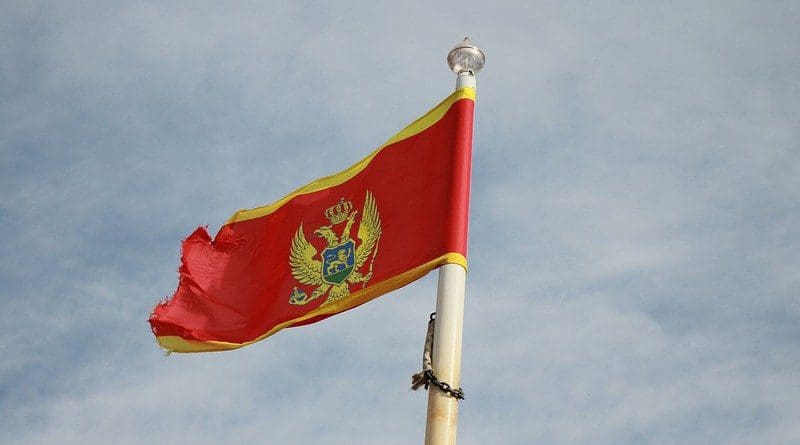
149, 88, 475, 352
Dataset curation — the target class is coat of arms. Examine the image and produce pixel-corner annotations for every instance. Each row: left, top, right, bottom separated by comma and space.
288, 191, 382, 306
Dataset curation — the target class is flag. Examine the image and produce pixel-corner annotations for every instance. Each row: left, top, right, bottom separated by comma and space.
149, 87, 475, 352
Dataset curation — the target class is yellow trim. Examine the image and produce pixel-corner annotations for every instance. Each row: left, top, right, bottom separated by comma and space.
225, 88, 476, 225
157, 253, 467, 353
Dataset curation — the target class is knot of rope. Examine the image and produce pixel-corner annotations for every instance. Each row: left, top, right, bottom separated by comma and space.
410, 312, 465, 400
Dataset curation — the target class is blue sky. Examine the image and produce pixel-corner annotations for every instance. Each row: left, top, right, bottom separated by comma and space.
2, 1, 799, 444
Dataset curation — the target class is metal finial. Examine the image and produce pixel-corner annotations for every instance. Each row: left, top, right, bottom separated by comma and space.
447, 37, 485, 75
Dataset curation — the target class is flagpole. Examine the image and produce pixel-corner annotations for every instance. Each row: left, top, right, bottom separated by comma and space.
424, 38, 485, 445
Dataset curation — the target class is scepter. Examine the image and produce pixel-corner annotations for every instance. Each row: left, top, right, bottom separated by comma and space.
362, 234, 380, 288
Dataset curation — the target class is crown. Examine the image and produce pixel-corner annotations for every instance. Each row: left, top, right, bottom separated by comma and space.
325, 198, 352, 224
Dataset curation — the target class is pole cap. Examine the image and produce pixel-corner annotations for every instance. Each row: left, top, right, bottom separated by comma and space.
447, 37, 485, 75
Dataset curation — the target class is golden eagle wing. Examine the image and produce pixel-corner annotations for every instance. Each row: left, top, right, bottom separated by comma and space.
355, 191, 382, 268
289, 224, 323, 286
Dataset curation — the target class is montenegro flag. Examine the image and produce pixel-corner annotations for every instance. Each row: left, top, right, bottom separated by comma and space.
149, 87, 475, 352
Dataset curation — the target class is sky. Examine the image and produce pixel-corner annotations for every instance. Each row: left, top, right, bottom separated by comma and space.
1, 1, 799, 444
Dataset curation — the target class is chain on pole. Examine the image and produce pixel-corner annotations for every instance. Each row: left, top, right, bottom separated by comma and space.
411, 312, 465, 400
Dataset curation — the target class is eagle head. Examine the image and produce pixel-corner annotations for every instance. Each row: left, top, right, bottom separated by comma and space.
314, 226, 339, 247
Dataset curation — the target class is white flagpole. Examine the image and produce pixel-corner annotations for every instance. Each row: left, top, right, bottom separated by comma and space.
424, 38, 484, 445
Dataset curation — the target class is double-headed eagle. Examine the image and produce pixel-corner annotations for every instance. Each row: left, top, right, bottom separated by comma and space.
289, 191, 382, 306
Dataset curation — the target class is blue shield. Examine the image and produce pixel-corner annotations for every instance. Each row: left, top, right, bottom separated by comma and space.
322, 239, 356, 285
